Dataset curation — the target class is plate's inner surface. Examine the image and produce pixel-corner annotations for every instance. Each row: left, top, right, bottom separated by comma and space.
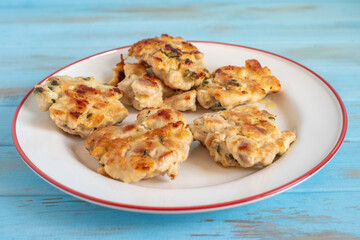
15, 43, 344, 209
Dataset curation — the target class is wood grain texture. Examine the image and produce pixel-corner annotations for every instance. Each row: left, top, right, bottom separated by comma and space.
1, 0, 359, 238
0, 193, 359, 239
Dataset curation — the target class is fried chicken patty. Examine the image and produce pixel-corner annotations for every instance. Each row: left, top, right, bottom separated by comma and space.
114, 61, 196, 111
128, 34, 210, 90
116, 62, 164, 110
197, 59, 281, 110
85, 109, 193, 183
33, 75, 128, 138
189, 105, 296, 168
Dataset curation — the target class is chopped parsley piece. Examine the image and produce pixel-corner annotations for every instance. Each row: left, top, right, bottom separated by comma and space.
228, 79, 240, 87
161, 49, 180, 60
211, 102, 226, 111
229, 154, 235, 159
51, 99, 56, 103
189, 71, 198, 80
159, 135, 164, 143
83, 77, 91, 81
213, 145, 221, 153
166, 51, 179, 58
33, 87, 44, 94
202, 80, 209, 86
143, 149, 150, 156
268, 116, 275, 120
183, 69, 191, 77
203, 68, 209, 74
183, 69, 198, 80
51, 80, 59, 86
87, 113, 93, 119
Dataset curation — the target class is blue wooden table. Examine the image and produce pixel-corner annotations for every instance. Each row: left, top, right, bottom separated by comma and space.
1, 0, 359, 238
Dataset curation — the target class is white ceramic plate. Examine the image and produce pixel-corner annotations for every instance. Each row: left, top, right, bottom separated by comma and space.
12, 42, 347, 213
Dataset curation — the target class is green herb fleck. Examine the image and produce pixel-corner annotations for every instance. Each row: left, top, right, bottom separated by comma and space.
143, 149, 150, 156
268, 116, 275, 120
51, 80, 59, 86
229, 154, 235, 159
84, 77, 91, 81
33, 87, 44, 94
87, 113, 93, 119
202, 80, 209, 86
166, 51, 179, 58
159, 135, 164, 143
213, 145, 221, 154
189, 71, 198, 80
51, 99, 56, 103
183, 69, 198, 80
228, 79, 240, 87
203, 68, 209, 74
161, 50, 180, 59
183, 69, 191, 77
211, 102, 226, 111
270, 86, 273, 90
48, 86, 53, 91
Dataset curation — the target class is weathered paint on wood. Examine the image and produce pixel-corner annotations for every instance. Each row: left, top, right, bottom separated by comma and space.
0, 0, 359, 239
0, 193, 359, 239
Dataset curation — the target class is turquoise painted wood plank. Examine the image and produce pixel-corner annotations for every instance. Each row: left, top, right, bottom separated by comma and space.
0, 192, 359, 239
1, 1, 359, 49
0, 107, 16, 146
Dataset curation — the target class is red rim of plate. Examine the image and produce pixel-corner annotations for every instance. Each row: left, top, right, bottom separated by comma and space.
12, 41, 348, 212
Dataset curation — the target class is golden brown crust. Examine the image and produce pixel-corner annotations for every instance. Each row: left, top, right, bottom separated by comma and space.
162, 90, 197, 111
109, 54, 126, 86
33, 75, 128, 138
128, 34, 210, 90
197, 59, 281, 110
85, 108, 193, 183
189, 105, 296, 168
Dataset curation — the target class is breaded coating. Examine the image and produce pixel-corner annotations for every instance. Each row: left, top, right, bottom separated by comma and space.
197, 59, 281, 110
162, 90, 197, 112
128, 34, 210, 90
189, 105, 296, 168
85, 109, 193, 183
33, 75, 128, 138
